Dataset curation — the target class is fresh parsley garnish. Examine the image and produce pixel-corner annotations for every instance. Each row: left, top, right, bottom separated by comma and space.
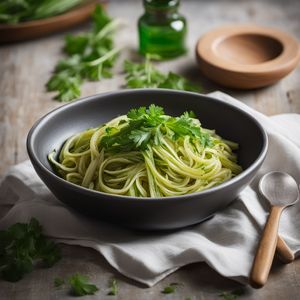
161, 282, 179, 294
47, 5, 120, 102
107, 278, 118, 296
124, 56, 201, 92
69, 273, 99, 296
54, 277, 65, 288
0, 218, 61, 282
101, 105, 212, 153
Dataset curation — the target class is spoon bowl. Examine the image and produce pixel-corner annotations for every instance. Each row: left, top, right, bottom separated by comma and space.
259, 171, 299, 207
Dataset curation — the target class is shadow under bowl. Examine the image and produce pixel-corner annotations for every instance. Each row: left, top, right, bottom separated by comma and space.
27, 89, 268, 230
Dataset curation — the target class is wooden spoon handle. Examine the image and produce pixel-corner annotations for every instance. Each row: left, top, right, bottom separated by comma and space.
276, 235, 294, 263
250, 206, 283, 288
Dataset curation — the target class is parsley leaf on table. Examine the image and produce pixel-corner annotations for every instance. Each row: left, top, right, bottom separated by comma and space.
124, 56, 201, 92
107, 278, 118, 296
124, 58, 166, 89
69, 273, 99, 296
161, 282, 179, 294
162, 286, 176, 294
0, 218, 61, 282
47, 5, 120, 102
158, 72, 200, 92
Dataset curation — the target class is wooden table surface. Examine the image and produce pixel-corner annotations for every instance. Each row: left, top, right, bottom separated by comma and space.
1, 0, 300, 299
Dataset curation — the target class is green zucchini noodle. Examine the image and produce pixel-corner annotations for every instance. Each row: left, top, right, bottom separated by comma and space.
48, 105, 242, 197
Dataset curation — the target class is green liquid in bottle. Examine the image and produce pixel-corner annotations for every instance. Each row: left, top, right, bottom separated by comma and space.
138, 0, 187, 59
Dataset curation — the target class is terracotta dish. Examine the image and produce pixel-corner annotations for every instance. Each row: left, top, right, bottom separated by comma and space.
0, 0, 106, 44
196, 25, 300, 89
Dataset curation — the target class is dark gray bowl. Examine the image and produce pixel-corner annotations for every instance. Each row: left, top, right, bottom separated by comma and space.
27, 89, 268, 230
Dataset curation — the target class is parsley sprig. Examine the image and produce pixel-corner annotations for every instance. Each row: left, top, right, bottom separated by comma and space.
47, 5, 120, 102
0, 218, 61, 282
101, 105, 212, 153
124, 56, 201, 92
107, 278, 118, 296
69, 273, 99, 296
161, 282, 180, 294
53, 274, 99, 296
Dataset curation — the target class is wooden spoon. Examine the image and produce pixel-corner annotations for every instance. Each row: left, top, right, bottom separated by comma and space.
250, 172, 299, 288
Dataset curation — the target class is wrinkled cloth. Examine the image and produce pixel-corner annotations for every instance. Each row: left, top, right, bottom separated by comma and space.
1, 92, 300, 287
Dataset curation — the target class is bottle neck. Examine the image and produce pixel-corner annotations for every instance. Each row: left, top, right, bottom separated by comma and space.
143, 0, 180, 15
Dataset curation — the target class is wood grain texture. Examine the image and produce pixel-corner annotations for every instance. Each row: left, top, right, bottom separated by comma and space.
1, 0, 300, 299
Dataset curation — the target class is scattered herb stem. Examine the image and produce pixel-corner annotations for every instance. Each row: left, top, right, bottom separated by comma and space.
86, 47, 121, 67
107, 278, 118, 296
95, 19, 122, 40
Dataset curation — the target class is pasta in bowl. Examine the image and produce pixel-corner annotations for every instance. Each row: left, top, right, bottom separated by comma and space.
48, 105, 242, 197
27, 89, 267, 230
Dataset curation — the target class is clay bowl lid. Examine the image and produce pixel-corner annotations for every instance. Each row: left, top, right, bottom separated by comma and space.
196, 25, 300, 89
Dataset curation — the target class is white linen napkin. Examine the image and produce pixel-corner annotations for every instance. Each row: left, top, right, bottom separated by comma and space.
1, 91, 300, 287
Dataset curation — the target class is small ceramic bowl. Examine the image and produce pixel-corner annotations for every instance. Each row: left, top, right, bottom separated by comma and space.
196, 25, 300, 89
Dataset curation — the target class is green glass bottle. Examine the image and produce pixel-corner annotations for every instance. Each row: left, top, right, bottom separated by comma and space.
138, 0, 187, 59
